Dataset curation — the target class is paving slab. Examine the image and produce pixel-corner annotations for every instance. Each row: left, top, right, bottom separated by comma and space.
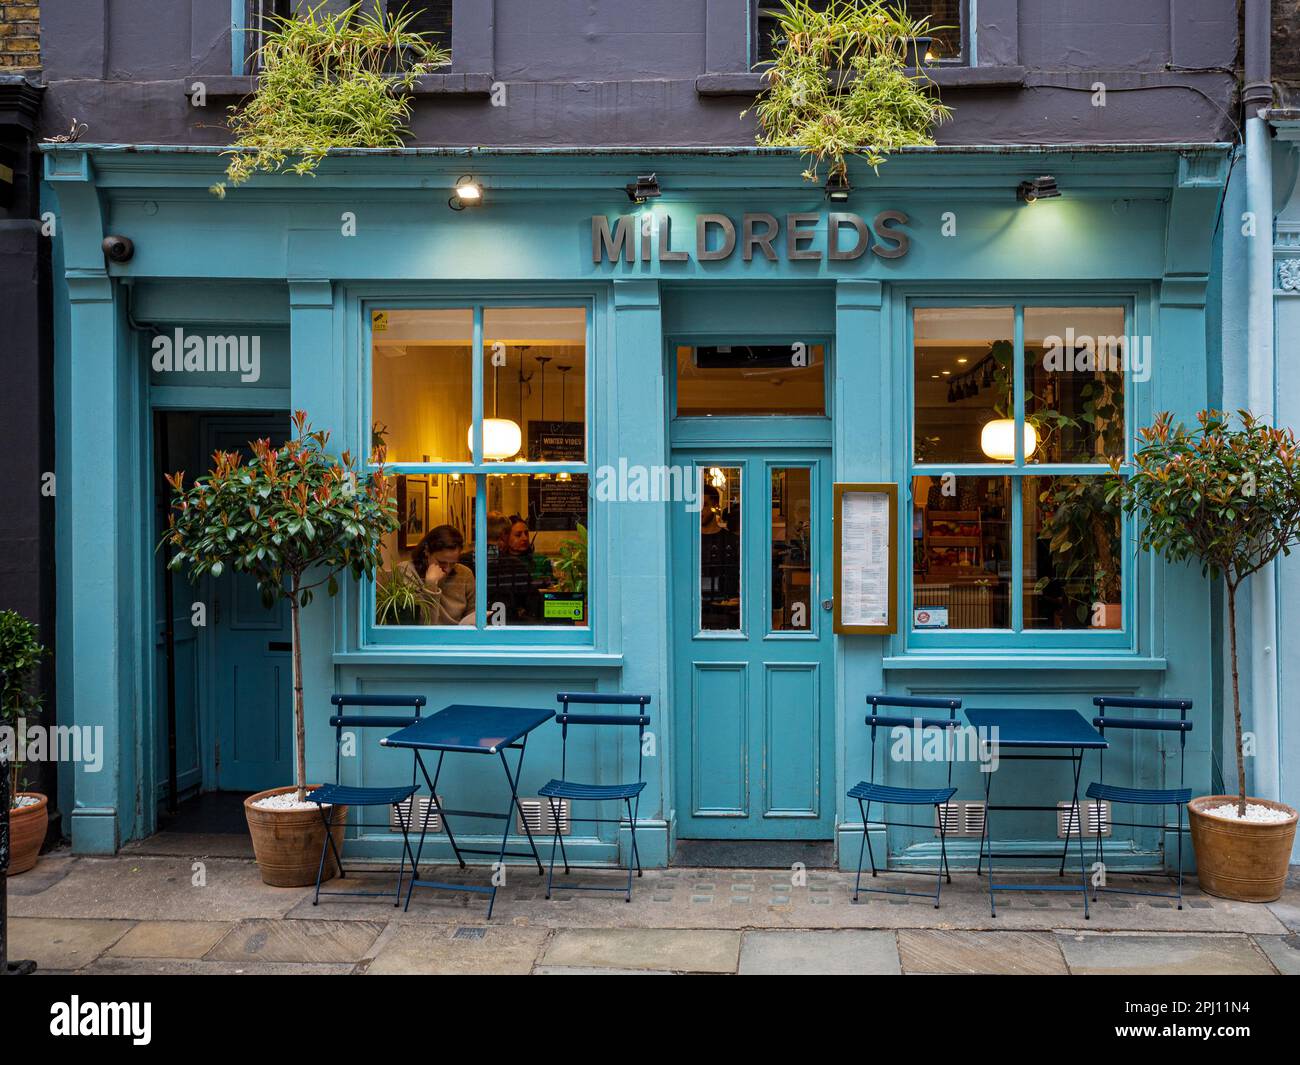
79, 958, 356, 976
8, 856, 308, 921
106, 921, 234, 960
1056, 933, 1276, 975
123, 833, 256, 860
543, 928, 741, 973
738, 930, 901, 974
9, 917, 134, 971
206, 918, 386, 964
5, 853, 78, 895
365, 924, 549, 975
1265, 894, 1300, 933
898, 929, 1067, 975
1252, 934, 1300, 976
534, 966, 676, 975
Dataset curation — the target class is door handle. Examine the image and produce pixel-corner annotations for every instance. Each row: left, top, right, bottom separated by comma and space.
821, 599, 833, 612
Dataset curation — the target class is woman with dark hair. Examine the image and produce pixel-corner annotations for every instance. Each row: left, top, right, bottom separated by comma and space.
398, 524, 476, 625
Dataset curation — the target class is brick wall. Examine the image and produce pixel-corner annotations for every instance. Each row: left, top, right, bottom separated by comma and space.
0, 2, 39, 70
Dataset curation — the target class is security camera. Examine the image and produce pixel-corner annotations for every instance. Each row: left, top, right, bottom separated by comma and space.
102, 235, 134, 263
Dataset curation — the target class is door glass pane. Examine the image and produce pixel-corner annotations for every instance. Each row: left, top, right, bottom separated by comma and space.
913, 307, 1014, 464
1023, 475, 1123, 630
1024, 307, 1127, 465
771, 467, 812, 631
371, 308, 473, 463
376, 473, 478, 626
700, 466, 742, 631
676, 344, 825, 416
911, 474, 1011, 629
486, 473, 588, 627
483, 307, 587, 463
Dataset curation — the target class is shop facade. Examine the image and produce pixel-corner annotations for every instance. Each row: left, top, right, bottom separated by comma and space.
45, 143, 1229, 870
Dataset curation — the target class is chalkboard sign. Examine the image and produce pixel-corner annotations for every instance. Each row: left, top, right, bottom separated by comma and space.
833, 483, 898, 635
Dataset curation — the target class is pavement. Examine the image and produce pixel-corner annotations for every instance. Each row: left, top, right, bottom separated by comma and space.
7, 846, 1299, 974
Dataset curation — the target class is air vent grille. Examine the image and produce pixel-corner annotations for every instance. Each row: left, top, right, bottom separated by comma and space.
517, 797, 572, 836
935, 801, 985, 837
1057, 800, 1112, 838
389, 794, 444, 834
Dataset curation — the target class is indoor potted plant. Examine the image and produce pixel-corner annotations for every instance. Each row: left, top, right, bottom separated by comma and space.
1109, 409, 1300, 900
163, 411, 398, 886
0, 609, 47, 875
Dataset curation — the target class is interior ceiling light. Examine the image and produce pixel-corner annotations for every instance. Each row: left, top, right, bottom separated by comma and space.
624, 173, 661, 204
1016, 176, 1061, 204
449, 175, 483, 211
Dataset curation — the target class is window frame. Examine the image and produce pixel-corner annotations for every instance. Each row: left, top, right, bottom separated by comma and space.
749, 0, 971, 68
361, 295, 596, 648
899, 292, 1149, 653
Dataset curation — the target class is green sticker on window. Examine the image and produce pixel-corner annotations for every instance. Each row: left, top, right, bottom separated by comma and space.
544, 598, 584, 621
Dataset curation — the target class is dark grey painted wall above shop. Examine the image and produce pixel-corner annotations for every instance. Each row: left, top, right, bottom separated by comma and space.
36, 0, 1242, 146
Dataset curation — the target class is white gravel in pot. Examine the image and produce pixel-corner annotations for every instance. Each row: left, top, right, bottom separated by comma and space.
1201, 801, 1294, 824
11, 795, 40, 809
251, 792, 331, 812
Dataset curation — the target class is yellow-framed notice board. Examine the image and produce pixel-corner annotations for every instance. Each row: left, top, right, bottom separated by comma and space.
833, 482, 898, 635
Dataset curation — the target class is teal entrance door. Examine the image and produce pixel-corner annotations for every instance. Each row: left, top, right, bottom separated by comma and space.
201, 417, 293, 792
671, 450, 835, 839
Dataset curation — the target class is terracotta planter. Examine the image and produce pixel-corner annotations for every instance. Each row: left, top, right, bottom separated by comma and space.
7, 792, 48, 875
1188, 795, 1298, 903
243, 785, 348, 888
1098, 602, 1122, 630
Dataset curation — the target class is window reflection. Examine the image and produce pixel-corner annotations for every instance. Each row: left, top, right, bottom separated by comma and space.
771, 467, 812, 631
1024, 475, 1123, 630
700, 466, 742, 631
911, 475, 1010, 629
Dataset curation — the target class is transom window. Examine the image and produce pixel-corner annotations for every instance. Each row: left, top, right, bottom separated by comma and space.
369, 304, 589, 635
909, 304, 1130, 636
752, 1, 967, 66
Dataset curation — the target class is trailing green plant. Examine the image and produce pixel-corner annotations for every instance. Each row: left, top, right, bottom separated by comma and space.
1034, 475, 1123, 625
746, 0, 952, 181
163, 411, 399, 799
552, 523, 588, 597
1107, 409, 1300, 815
0, 609, 45, 802
215, 2, 449, 194
375, 565, 429, 625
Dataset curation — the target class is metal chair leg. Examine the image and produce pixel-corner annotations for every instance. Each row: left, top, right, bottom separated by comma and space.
1176, 802, 1185, 910
624, 799, 636, 902
934, 805, 948, 908
312, 804, 332, 906
545, 797, 562, 900
863, 800, 880, 878
853, 797, 868, 903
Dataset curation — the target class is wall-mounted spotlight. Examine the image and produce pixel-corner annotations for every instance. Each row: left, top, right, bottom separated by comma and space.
624, 173, 661, 204
825, 169, 852, 203
1016, 176, 1061, 204
449, 175, 483, 211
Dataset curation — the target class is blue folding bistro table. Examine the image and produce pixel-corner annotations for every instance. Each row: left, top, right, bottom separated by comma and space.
965, 707, 1108, 920
380, 703, 554, 919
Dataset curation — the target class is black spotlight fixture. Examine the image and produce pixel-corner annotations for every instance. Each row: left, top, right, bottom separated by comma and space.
824, 168, 852, 203
1016, 176, 1061, 204
448, 175, 483, 211
624, 173, 662, 204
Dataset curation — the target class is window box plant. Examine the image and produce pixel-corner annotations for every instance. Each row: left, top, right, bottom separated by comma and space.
1110, 409, 1300, 901
163, 412, 398, 886
0, 609, 48, 875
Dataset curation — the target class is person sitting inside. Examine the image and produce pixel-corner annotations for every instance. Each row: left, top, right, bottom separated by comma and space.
398, 524, 476, 625
487, 513, 544, 623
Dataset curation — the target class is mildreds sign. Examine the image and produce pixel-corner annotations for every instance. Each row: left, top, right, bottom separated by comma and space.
592, 210, 911, 264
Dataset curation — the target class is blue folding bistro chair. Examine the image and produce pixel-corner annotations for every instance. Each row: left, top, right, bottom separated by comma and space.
539, 692, 651, 903
1086, 695, 1194, 909
849, 694, 961, 908
308, 693, 426, 907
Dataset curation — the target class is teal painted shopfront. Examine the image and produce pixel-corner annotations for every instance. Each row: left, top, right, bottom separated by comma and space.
43, 144, 1230, 873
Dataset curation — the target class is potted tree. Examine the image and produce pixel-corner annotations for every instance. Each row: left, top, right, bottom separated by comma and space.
163, 411, 398, 886
0, 610, 48, 874
1110, 409, 1300, 901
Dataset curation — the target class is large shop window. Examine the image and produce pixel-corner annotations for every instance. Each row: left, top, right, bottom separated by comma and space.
910, 304, 1129, 638
752, 1, 966, 65
370, 305, 589, 635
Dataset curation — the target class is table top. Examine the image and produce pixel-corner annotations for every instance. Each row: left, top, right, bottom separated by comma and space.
380, 704, 555, 754
964, 707, 1108, 749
